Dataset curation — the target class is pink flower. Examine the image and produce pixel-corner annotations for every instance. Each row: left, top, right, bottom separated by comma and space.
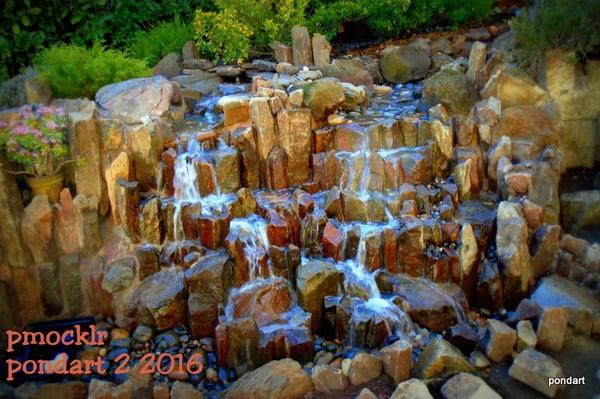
31, 128, 43, 138
0, 121, 7, 129
45, 120, 58, 130
14, 125, 29, 135
38, 106, 53, 116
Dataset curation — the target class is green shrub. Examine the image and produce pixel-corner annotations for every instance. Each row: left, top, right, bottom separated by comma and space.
34, 42, 151, 99
193, 0, 308, 64
0, 0, 211, 81
129, 19, 194, 65
510, 0, 600, 65
308, 0, 493, 40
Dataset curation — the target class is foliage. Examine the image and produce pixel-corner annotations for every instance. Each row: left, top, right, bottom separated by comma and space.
0, 105, 72, 177
308, 0, 493, 40
0, 0, 211, 81
34, 42, 151, 99
510, 0, 600, 65
128, 19, 195, 66
193, 0, 308, 63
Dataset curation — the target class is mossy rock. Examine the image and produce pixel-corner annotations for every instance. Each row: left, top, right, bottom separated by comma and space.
302, 79, 345, 119
422, 69, 478, 115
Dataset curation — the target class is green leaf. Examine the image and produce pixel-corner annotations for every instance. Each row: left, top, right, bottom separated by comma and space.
71, 14, 83, 24
12, 24, 20, 35
21, 15, 30, 26
97, 0, 105, 5
29, 7, 42, 15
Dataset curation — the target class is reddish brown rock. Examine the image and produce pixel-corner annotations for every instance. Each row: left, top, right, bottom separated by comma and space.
536, 307, 568, 352
322, 222, 344, 261
483, 319, 516, 362
381, 339, 412, 383
229, 278, 293, 327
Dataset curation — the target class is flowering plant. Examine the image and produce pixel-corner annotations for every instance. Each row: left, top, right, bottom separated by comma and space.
0, 105, 76, 177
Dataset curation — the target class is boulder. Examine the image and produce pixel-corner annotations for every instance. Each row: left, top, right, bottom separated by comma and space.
481, 65, 550, 108
272, 41, 293, 64
390, 378, 433, 399
136, 268, 187, 330
422, 69, 478, 115
228, 278, 293, 327
96, 76, 176, 124
321, 58, 374, 87
346, 352, 382, 386
467, 42, 487, 83
311, 365, 347, 393
379, 45, 431, 83
224, 359, 313, 399
303, 80, 345, 119
413, 337, 474, 379
182, 41, 199, 60
277, 108, 312, 186
530, 224, 560, 279
381, 339, 412, 383
153, 53, 182, 78
441, 372, 501, 399
391, 276, 461, 332
482, 319, 516, 362
509, 349, 564, 397
102, 257, 135, 293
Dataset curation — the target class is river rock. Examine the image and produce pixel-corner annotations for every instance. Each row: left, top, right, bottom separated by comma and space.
312, 365, 347, 393
483, 319, 516, 362
379, 45, 431, 83
346, 352, 382, 386
303, 80, 345, 119
296, 259, 340, 333
381, 339, 412, 383
413, 337, 474, 379
509, 349, 564, 397
96, 76, 175, 124
356, 387, 378, 399
136, 268, 187, 330
224, 359, 313, 399
292, 26, 312, 66
21, 195, 56, 264
390, 378, 433, 399
422, 69, 477, 115
441, 372, 501, 399
88, 379, 133, 399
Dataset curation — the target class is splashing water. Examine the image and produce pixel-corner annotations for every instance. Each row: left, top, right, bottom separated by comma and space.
229, 216, 271, 280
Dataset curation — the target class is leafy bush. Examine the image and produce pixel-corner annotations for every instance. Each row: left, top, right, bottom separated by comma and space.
308, 0, 493, 40
0, 0, 211, 81
193, 0, 308, 63
510, 0, 600, 64
34, 42, 151, 99
128, 19, 194, 65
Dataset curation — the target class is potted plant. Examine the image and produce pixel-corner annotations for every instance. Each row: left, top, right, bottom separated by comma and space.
0, 105, 78, 203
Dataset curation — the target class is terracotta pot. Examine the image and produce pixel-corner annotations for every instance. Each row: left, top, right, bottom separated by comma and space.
26, 173, 64, 203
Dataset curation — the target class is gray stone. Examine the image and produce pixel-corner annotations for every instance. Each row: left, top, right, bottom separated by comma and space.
390, 378, 433, 399
379, 45, 431, 83
102, 257, 135, 293
312, 34, 331, 68
509, 349, 564, 397
153, 52, 182, 78
59, 254, 83, 314
441, 372, 501, 399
